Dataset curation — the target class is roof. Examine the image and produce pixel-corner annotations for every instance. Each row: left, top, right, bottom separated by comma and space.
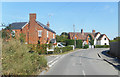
10, 22, 27, 29
94, 32, 100, 37
36, 21, 56, 33
97, 34, 110, 40
10, 21, 56, 33
68, 32, 95, 41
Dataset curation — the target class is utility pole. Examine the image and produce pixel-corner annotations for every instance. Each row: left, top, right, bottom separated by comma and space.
73, 24, 76, 48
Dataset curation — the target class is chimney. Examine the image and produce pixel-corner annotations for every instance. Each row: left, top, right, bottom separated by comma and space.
29, 13, 36, 22
81, 29, 84, 35
47, 21, 50, 27
92, 30, 95, 33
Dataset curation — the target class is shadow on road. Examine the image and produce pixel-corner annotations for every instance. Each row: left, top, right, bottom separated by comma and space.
101, 50, 120, 71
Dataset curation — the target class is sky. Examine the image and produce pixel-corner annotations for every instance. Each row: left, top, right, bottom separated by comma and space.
1, 2, 118, 40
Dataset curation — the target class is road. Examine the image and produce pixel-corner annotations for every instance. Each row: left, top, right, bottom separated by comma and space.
45, 48, 118, 75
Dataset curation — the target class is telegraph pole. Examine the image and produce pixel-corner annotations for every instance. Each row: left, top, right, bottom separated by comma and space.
73, 24, 76, 48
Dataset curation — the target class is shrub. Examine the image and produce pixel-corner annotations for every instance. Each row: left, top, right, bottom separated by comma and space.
76, 40, 83, 48
29, 44, 47, 55
54, 46, 73, 53
83, 44, 89, 49
95, 45, 110, 48
54, 47, 61, 54
2, 39, 47, 75
110, 40, 118, 42
65, 39, 74, 46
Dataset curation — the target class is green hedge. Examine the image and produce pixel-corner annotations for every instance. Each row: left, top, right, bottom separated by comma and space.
54, 46, 73, 54
95, 45, 110, 48
65, 39, 83, 48
76, 40, 83, 48
83, 44, 89, 49
65, 39, 74, 46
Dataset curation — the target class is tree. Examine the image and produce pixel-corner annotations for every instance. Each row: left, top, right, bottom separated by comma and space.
60, 32, 68, 36
56, 32, 68, 42
88, 34, 94, 45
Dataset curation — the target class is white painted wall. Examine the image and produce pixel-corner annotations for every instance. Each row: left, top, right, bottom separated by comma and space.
94, 34, 109, 45
100, 35, 109, 45
94, 33, 101, 45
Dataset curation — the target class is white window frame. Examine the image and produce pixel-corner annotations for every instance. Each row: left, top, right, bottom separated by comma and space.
53, 34, 55, 39
38, 30, 42, 37
47, 31, 49, 38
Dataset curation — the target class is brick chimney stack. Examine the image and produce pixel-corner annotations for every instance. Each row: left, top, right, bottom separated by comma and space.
92, 30, 95, 33
47, 21, 50, 27
29, 13, 36, 22
81, 29, 84, 35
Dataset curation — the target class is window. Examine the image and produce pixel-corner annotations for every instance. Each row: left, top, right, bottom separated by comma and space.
104, 38, 106, 40
38, 30, 42, 37
105, 43, 107, 45
47, 31, 49, 38
53, 34, 55, 39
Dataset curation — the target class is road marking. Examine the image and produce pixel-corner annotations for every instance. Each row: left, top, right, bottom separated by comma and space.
49, 59, 58, 67
82, 70, 86, 76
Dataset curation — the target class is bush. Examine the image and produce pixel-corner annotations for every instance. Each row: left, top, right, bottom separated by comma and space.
83, 44, 89, 49
110, 40, 118, 42
95, 45, 110, 48
65, 39, 74, 46
76, 40, 83, 48
2, 39, 47, 75
65, 39, 83, 48
54, 46, 73, 54
29, 44, 47, 55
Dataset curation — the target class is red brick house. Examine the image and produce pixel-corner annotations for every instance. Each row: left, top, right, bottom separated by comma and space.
10, 13, 56, 44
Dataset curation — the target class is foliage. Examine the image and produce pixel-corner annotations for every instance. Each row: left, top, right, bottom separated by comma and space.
110, 40, 118, 42
60, 32, 68, 36
95, 45, 110, 48
56, 35, 68, 42
2, 39, 47, 75
83, 44, 89, 49
54, 46, 73, 54
88, 34, 94, 45
65, 39, 83, 48
29, 44, 48, 55
2, 29, 11, 40
65, 39, 74, 46
76, 40, 83, 48
19, 33, 26, 43
114, 37, 120, 41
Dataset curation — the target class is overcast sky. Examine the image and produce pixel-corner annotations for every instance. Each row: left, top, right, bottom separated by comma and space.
1, 2, 118, 40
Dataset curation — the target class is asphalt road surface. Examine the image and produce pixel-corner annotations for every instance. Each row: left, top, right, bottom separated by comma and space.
45, 48, 118, 75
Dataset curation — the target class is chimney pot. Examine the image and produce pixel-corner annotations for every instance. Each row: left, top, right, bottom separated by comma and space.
92, 30, 95, 33
47, 21, 50, 27
81, 29, 84, 35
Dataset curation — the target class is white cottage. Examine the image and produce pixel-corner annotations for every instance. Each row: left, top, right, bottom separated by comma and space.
94, 32, 109, 45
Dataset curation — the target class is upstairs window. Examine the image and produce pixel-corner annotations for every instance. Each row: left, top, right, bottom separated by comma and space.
104, 38, 106, 40
38, 30, 42, 37
47, 31, 49, 38
53, 34, 55, 39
